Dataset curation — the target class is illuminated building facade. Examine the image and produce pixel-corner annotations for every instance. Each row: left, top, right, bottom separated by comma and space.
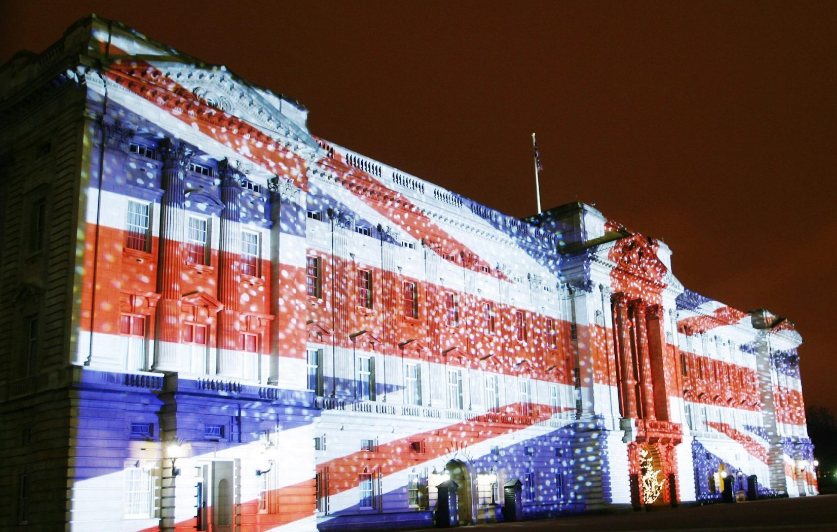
0, 16, 817, 532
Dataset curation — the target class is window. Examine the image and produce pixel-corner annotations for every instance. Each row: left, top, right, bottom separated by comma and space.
484, 303, 496, 334
359, 474, 374, 509
189, 161, 212, 176
307, 210, 322, 221
129, 142, 155, 159
314, 436, 326, 451
121, 314, 147, 371
546, 318, 558, 348
316, 468, 330, 514
360, 439, 377, 452
23, 316, 38, 376
204, 424, 224, 440
549, 384, 560, 414
445, 293, 459, 327
124, 467, 153, 518
680, 352, 689, 377
515, 311, 527, 342
29, 198, 46, 252
358, 356, 376, 401
486, 374, 500, 411
408, 471, 426, 508
477, 474, 495, 506
405, 363, 422, 406
355, 225, 371, 236
306, 256, 322, 298
130, 422, 153, 439
556, 473, 565, 501
126, 201, 151, 252
447, 369, 464, 410
357, 269, 373, 309
240, 332, 258, 353
402, 281, 418, 319
18, 474, 29, 524
240, 231, 260, 277
187, 217, 210, 266
519, 379, 531, 416
525, 471, 536, 500
258, 467, 270, 514
307, 348, 324, 396
184, 323, 208, 345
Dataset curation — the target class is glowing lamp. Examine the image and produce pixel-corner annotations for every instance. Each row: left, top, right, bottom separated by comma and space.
165, 439, 187, 477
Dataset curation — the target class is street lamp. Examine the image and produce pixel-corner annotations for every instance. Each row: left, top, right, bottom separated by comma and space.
165, 439, 188, 477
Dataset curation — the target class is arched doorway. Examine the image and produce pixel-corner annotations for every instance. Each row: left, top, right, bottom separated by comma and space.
446, 459, 474, 524
638, 445, 665, 506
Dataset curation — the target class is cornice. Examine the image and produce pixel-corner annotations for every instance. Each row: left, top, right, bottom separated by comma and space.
0, 63, 88, 127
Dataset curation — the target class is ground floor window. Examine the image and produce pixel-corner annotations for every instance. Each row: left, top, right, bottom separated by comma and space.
124, 467, 153, 518
359, 473, 374, 509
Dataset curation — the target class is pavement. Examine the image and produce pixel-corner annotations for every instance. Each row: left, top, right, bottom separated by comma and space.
383, 495, 837, 532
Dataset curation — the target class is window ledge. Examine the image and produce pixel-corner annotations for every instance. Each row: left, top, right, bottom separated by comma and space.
186, 263, 214, 273
242, 274, 265, 286
124, 247, 153, 262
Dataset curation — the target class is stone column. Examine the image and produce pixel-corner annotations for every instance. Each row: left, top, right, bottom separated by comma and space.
646, 304, 671, 421
632, 300, 656, 420
216, 161, 241, 377
612, 293, 638, 419
753, 327, 789, 494
154, 140, 192, 372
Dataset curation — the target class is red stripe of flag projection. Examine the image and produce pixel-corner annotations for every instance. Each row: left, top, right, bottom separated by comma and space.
11, 17, 815, 532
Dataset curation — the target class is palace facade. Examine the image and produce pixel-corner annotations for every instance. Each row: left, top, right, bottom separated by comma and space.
0, 15, 817, 532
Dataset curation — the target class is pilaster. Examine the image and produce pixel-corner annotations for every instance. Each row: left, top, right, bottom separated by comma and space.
154, 139, 192, 372
217, 160, 243, 378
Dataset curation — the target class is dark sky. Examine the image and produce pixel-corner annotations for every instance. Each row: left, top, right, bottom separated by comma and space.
2, 1, 836, 413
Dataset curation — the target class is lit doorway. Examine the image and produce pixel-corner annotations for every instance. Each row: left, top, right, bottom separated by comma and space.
446, 459, 474, 524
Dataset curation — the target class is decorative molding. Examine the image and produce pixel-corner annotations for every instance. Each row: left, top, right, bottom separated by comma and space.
159, 138, 193, 170
103, 121, 135, 151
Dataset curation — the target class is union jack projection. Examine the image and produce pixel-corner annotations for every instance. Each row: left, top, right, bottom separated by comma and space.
0, 16, 817, 532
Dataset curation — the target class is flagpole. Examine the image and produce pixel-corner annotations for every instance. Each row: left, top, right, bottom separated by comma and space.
532, 133, 542, 214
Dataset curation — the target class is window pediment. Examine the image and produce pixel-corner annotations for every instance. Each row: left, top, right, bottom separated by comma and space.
181, 291, 223, 312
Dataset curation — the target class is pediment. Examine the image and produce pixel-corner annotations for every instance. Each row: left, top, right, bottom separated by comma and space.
442, 346, 466, 357
181, 291, 223, 312
307, 320, 333, 342
184, 189, 225, 215
516, 358, 534, 374
398, 339, 430, 353
607, 233, 669, 286
14, 283, 43, 303
349, 329, 380, 350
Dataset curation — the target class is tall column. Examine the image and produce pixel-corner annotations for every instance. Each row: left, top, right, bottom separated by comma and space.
632, 301, 656, 420
217, 161, 241, 377
612, 293, 638, 419
154, 140, 192, 372
646, 304, 671, 421
753, 327, 789, 493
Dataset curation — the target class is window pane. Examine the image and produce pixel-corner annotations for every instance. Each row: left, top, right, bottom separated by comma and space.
187, 218, 209, 265
126, 201, 150, 252
307, 257, 321, 297
241, 231, 259, 276
195, 325, 207, 345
